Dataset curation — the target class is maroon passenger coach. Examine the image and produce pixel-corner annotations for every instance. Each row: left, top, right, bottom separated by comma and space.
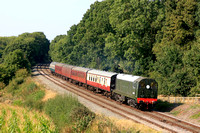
55, 63, 65, 76
71, 67, 90, 84
61, 64, 74, 79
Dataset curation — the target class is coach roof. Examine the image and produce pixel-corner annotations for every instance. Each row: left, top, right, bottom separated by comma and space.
72, 66, 91, 72
88, 69, 117, 77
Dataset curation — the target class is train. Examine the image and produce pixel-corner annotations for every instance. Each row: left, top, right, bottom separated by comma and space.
49, 62, 158, 110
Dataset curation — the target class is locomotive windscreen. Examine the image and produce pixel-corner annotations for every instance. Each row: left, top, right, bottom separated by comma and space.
138, 79, 157, 98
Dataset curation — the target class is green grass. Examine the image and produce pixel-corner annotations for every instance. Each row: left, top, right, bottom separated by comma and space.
190, 104, 200, 109
44, 94, 95, 132
170, 110, 180, 116
190, 112, 200, 119
24, 89, 45, 111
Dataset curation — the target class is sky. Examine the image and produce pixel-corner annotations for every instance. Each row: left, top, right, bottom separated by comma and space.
0, 0, 102, 41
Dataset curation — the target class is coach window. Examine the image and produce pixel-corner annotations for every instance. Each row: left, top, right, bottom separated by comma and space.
102, 78, 104, 85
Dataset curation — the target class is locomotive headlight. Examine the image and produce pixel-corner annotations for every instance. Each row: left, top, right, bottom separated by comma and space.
146, 85, 150, 89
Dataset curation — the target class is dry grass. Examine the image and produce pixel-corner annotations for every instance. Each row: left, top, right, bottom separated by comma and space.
42, 89, 57, 102
87, 114, 160, 133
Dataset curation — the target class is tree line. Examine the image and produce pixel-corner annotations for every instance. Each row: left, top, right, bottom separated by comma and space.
0, 32, 50, 86
49, 0, 200, 96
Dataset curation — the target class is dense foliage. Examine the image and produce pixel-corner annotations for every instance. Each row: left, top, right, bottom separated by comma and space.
49, 0, 200, 96
0, 32, 50, 86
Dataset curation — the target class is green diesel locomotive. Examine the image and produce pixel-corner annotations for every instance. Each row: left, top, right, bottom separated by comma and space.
113, 74, 158, 110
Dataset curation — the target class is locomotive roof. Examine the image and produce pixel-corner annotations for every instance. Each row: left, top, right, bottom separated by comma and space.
88, 69, 117, 77
72, 66, 91, 72
117, 74, 143, 82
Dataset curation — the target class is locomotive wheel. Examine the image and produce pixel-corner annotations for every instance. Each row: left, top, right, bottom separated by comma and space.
114, 94, 123, 104
128, 99, 137, 108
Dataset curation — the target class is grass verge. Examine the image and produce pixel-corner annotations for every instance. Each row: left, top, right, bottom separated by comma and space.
44, 94, 95, 132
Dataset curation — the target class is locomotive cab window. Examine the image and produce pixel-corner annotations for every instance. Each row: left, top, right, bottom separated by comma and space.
133, 81, 137, 89
151, 82, 158, 89
140, 81, 145, 89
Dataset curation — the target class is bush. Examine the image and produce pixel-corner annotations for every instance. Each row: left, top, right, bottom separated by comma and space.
14, 77, 24, 85
6, 80, 18, 95
6, 76, 26, 95
44, 94, 95, 132
21, 82, 38, 99
24, 90, 45, 111
0, 82, 5, 90
15, 69, 29, 78
71, 106, 95, 132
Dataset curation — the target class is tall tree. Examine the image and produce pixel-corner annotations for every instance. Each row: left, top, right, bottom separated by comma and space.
2, 32, 50, 65
106, 0, 165, 75
152, 0, 198, 96
1, 49, 31, 84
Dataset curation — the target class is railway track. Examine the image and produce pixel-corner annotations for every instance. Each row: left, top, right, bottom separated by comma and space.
36, 64, 200, 133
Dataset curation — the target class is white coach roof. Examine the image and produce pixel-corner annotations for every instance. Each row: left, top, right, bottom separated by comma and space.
117, 74, 141, 82
88, 69, 117, 77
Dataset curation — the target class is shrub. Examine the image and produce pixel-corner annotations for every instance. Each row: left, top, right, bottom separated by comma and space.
24, 90, 45, 111
21, 82, 38, 99
0, 82, 5, 90
44, 95, 78, 130
15, 77, 24, 85
6, 77, 25, 95
44, 94, 94, 132
71, 106, 95, 132
15, 69, 29, 78
6, 80, 18, 95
